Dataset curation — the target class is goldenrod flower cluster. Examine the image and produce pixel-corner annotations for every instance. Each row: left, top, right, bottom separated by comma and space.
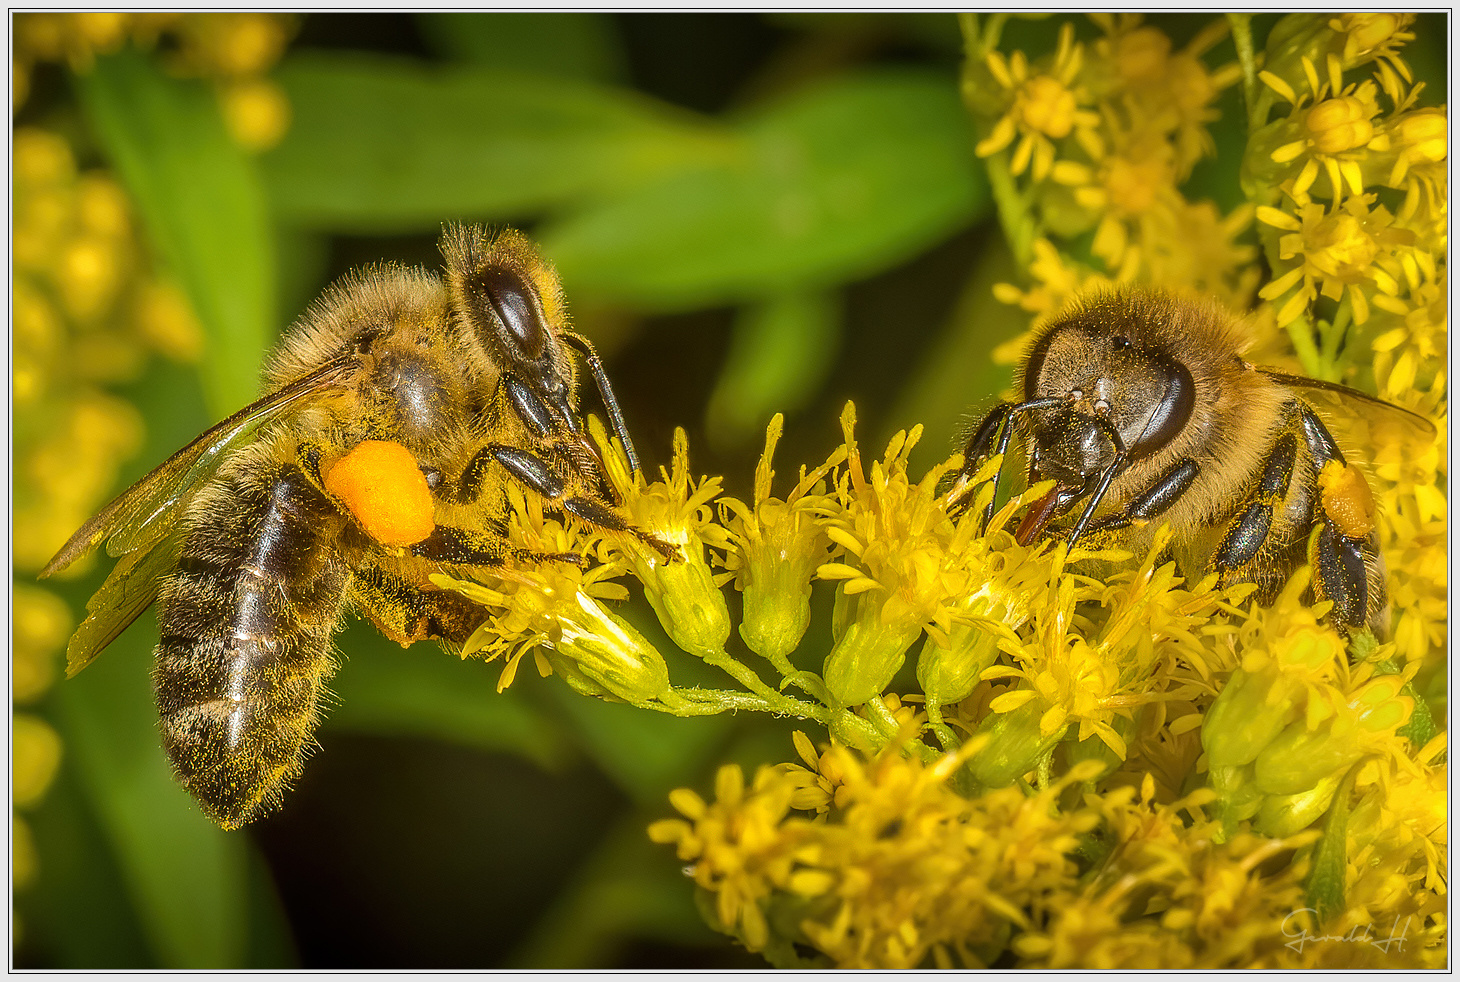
428, 14, 1445, 970
964, 13, 1254, 345
12, 16, 295, 940
14, 12, 297, 150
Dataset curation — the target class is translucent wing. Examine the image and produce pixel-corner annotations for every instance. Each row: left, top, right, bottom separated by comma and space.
1260, 369, 1439, 452
64, 531, 185, 677
40, 357, 352, 578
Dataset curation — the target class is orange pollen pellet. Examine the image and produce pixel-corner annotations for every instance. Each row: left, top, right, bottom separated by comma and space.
324, 439, 435, 547
1318, 459, 1376, 539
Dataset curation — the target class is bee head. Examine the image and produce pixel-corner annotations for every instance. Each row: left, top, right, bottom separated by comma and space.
1017, 293, 1198, 530
442, 225, 577, 419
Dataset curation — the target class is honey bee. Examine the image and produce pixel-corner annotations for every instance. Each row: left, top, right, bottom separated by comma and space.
947, 289, 1436, 636
41, 225, 673, 830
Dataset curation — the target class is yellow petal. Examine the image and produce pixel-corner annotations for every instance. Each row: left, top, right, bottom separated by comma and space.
1271, 140, 1308, 163
1259, 70, 1297, 104
1256, 205, 1301, 231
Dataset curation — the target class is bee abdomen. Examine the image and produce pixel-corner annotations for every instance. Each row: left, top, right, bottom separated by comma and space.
155, 455, 349, 829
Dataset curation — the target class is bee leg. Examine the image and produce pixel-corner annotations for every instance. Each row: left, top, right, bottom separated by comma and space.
562, 331, 641, 474
947, 397, 1065, 530
1298, 405, 1384, 632
486, 443, 678, 561
410, 524, 585, 568
353, 563, 492, 646
1081, 458, 1200, 536
946, 402, 1011, 518
1212, 432, 1299, 572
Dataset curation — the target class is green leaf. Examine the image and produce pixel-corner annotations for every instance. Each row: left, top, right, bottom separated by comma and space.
543, 680, 733, 807
52, 621, 249, 969
324, 621, 572, 770
262, 51, 725, 232
1305, 763, 1357, 925
75, 48, 274, 416
543, 68, 988, 309
706, 290, 841, 451
506, 814, 721, 968
415, 11, 627, 81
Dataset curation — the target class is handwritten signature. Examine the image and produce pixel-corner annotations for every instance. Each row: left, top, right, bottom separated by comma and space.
1281, 909, 1412, 955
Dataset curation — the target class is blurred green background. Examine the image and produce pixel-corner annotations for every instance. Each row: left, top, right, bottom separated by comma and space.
13, 11, 1446, 970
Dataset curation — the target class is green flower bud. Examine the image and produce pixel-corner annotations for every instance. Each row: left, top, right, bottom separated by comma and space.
1254, 719, 1365, 796
1255, 770, 1345, 838
821, 589, 921, 707
1201, 666, 1296, 769
542, 595, 672, 706
916, 621, 1002, 712
738, 522, 819, 664
1207, 763, 1265, 841
967, 699, 1067, 789
640, 547, 732, 659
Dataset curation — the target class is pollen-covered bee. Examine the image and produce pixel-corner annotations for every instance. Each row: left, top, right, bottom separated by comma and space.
41, 225, 672, 830
947, 289, 1436, 636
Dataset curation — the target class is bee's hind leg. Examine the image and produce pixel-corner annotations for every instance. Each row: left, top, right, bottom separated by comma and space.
409, 524, 585, 569
1297, 404, 1386, 634
353, 561, 492, 646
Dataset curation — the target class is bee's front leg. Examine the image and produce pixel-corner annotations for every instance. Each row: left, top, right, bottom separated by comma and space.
1079, 457, 1201, 538
484, 443, 677, 560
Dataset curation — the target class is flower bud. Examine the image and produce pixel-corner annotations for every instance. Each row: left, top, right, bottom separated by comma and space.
638, 546, 732, 660
966, 699, 1066, 789
1201, 666, 1296, 769
738, 533, 817, 664
821, 588, 922, 707
916, 621, 1002, 711
1254, 770, 1344, 837
541, 592, 672, 706
1305, 95, 1374, 154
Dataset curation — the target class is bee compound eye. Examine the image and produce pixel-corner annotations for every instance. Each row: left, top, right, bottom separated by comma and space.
1125, 352, 1196, 458
467, 266, 547, 362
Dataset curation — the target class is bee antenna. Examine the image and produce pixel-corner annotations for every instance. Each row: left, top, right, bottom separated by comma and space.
561, 332, 641, 474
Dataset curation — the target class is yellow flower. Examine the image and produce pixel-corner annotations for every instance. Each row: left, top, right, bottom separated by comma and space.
1090, 15, 1241, 177
12, 586, 71, 704
1263, 55, 1389, 207
816, 405, 1031, 707
1327, 13, 1416, 77
436, 485, 670, 705
593, 418, 733, 660
1257, 194, 1414, 326
219, 77, 292, 151
992, 237, 1115, 331
973, 23, 1102, 182
720, 413, 846, 667
647, 763, 810, 954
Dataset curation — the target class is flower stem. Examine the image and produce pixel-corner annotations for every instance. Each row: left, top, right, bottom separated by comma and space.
1227, 14, 1261, 129
700, 647, 834, 722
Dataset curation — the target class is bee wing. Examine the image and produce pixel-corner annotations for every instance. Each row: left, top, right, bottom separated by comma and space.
40, 357, 352, 578
64, 531, 185, 677
1260, 369, 1439, 451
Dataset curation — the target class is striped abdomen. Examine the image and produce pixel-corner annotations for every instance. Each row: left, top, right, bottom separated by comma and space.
154, 445, 350, 829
